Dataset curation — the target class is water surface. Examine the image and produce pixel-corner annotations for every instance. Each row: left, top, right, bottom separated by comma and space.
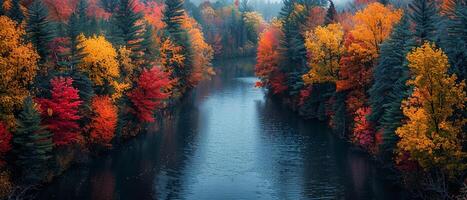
38, 58, 408, 200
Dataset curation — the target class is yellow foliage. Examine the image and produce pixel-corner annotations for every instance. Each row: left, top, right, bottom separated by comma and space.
0, 16, 39, 128
396, 43, 467, 176
77, 34, 120, 86
303, 23, 344, 85
349, 2, 402, 61
181, 15, 214, 86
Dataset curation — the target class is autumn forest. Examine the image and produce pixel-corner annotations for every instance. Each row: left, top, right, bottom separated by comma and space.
0, 0, 465, 199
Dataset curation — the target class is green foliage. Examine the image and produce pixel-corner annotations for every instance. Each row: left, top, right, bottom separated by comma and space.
13, 97, 53, 183
324, 0, 337, 25
368, 15, 414, 158
409, 0, 438, 45
111, 0, 144, 54
26, 0, 54, 62
8, 0, 24, 23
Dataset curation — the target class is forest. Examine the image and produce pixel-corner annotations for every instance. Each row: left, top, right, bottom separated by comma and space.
255, 0, 466, 199
0, 0, 465, 199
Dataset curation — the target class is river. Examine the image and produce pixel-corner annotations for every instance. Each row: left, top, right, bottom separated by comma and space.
37, 57, 409, 200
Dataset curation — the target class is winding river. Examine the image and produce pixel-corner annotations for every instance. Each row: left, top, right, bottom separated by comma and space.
38, 58, 409, 200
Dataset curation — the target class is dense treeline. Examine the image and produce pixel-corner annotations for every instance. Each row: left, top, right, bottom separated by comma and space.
255, 0, 466, 199
0, 0, 214, 197
191, 0, 267, 58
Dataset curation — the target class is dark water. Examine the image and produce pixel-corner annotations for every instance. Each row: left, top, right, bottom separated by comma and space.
38, 58, 408, 200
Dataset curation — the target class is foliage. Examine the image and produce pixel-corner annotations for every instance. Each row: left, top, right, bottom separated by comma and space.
36, 77, 82, 147
396, 43, 466, 176
409, 0, 438, 45
255, 20, 283, 86
13, 97, 53, 183
303, 23, 344, 85
89, 96, 117, 148
349, 2, 402, 61
128, 67, 170, 123
26, 0, 54, 62
0, 122, 11, 166
77, 35, 120, 87
0, 16, 39, 128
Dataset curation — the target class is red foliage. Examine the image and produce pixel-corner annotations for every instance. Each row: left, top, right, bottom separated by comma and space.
0, 122, 12, 166
256, 24, 283, 85
89, 96, 117, 147
352, 106, 376, 152
48, 37, 71, 64
37, 77, 82, 146
298, 86, 311, 106
336, 34, 373, 93
128, 67, 170, 123
269, 71, 288, 95
44, 0, 79, 22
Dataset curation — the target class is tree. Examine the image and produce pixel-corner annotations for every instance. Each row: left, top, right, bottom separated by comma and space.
408, 0, 438, 45
439, 0, 466, 81
396, 43, 466, 177
163, 0, 193, 94
36, 77, 82, 147
0, 16, 39, 128
26, 0, 54, 62
77, 35, 120, 87
128, 67, 170, 123
8, 0, 24, 23
182, 16, 214, 87
13, 97, 53, 183
89, 96, 117, 148
302, 23, 344, 85
352, 106, 377, 152
0, 122, 12, 166
324, 0, 337, 25
349, 2, 402, 61
255, 20, 283, 87
368, 15, 414, 156
111, 0, 144, 58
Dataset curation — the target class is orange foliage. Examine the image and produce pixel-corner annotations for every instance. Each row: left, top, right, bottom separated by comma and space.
89, 96, 117, 148
352, 106, 376, 152
255, 20, 283, 86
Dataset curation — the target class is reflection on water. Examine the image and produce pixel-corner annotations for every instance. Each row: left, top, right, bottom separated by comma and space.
38, 57, 408, 200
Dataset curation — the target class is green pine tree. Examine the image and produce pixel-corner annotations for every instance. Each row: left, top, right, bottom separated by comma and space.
8, 0, 24, 23
440, 0, 466, 80
163, 0, 193, 92
324, 0, 337, 25
13, 97, 53, 184
26, 0, 54, 62
111, 0, 145, 55
137, 22, 158, 69
368, 15, 414, 158
409, 0, 438, 44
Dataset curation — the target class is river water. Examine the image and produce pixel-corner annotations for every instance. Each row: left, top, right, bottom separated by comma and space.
38, 58, 408, 200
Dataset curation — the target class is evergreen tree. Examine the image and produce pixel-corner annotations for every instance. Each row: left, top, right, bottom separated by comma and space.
8, 0, 24, 23
13, 97, 53, 183
324, 0, 337, 25
111, 0, 145, 56
163, 0, 193, 92
409, 0, 438, 44
368, 15, 413, 158
440, 0, 466, 80
26, 0, 54, 62
138, 22, 158, 69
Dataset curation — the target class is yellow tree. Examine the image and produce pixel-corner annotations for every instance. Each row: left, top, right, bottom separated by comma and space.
396, 43, 466, 176
77, 34, 120, 86
349, 2, 402, 61
302, 23, 344, 85
0, 16, 39, 127
182, 15, 214, 87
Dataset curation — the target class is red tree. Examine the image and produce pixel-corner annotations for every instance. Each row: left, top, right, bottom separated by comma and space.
352, 107, 376, 152
37, 77, 82, 146
128, 67, 170, 123
0, 122, 12, 166
89, 96, 117, 147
